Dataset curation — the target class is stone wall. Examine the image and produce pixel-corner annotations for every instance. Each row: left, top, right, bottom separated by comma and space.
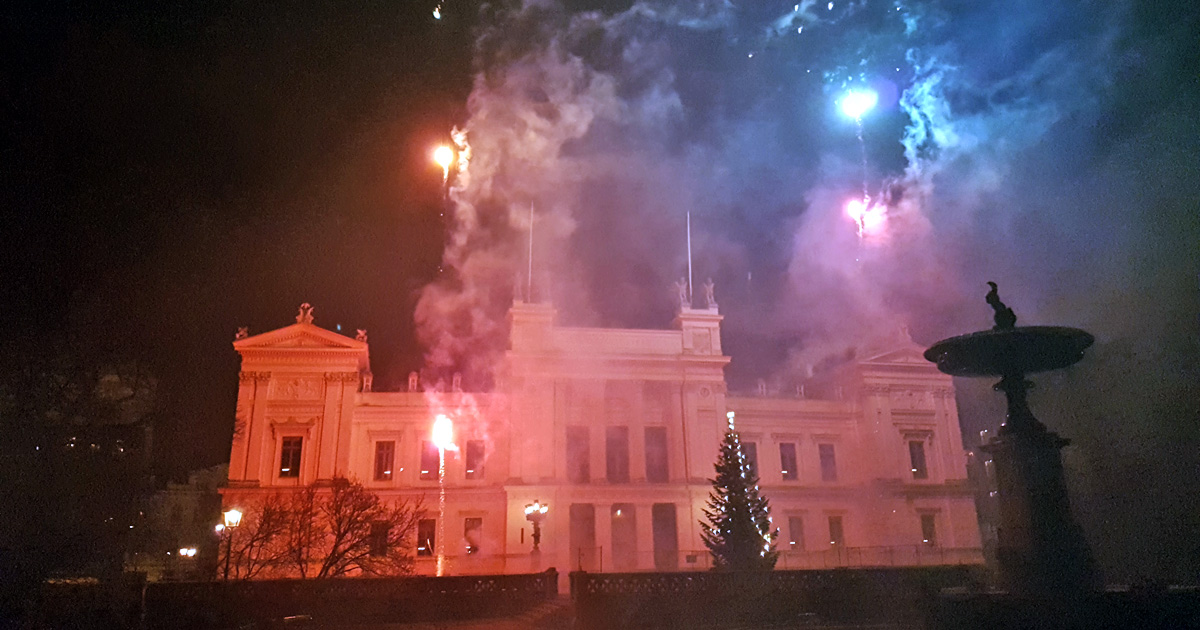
570, 566, 983, 629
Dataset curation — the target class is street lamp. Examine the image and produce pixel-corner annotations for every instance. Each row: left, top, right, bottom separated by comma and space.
524, 500, 548, 552
221, 508, 242, 580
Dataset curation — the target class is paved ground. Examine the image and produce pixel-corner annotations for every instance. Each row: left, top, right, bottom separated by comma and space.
320, 597, 573, 630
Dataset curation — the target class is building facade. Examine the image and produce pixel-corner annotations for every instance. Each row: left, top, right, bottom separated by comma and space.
222, 300, 982, 576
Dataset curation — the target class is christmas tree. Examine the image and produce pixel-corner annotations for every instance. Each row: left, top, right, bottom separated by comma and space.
701, 412, 778, 570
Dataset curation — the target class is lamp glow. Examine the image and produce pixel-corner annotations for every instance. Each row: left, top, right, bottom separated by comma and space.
839, 89, 878, 120
223, 509, 242, 529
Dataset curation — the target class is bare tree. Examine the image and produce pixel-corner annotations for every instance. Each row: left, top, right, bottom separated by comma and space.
310, 477, 423, 578
227, 493, 289, 580
282, 486, 319, 578
224, 477, 423, 579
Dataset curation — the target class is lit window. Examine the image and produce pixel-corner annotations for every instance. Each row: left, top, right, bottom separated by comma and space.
374, 440, 395, 481
828, 515, 844, 546
279, 437, 302, 478
909, 440, 928, 479
464, 517, 483, 554
780, 443, 798, 481
788, 516, 805, 550
465, 440, 485, 480
420, 441, 438, 480
920, 514, 937, 546
417, 519, 436, 556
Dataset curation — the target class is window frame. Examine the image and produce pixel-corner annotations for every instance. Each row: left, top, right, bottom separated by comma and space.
787, 515, 805, 550
605, 426, 630, 483
817, 442, 838, 482
909, 439, 929, 480
779, 442, 799, 481
464, 440, 485, 480
919, 512, 938, 546
416, 518, 436, 556
373, 440, 396, 482
644, 426, 669, 483
464, 517, 483, 554
742, 440, 759, 480
419, 440, 439, 481
827, 514, 845, 546
566, 426, 591, 483
278, 436, 303, 479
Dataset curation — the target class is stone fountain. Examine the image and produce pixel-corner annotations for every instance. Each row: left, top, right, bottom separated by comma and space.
924, 283, 1099, 597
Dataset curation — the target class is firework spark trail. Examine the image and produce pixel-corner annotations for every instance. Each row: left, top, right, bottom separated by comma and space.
418, 0, 1137, 385
856, 118, 869, 203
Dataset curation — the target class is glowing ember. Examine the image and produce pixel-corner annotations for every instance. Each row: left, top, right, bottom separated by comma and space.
433, 145, 454, 183
431, 413, 455, 451
845, 197, 887, 237
839, 89, 878, 120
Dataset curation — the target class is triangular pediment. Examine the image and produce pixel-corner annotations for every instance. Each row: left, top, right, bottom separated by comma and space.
860, 345, 932, 366
234, 323, 365, 351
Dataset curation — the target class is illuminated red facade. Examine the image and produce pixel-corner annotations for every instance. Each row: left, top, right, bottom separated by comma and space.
222, 301, 982, 576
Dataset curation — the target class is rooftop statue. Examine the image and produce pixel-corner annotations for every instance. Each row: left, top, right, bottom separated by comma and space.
356, 329, 368, 343
703, 277, 717, 309
296, 302, 314, 324
985, 282, 1017, 330
675, 278, 690, 310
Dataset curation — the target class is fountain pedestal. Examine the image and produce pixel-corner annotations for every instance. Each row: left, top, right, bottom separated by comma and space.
925, 325, 1099, 596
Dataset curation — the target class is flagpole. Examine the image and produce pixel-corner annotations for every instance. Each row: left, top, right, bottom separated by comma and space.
686, 211, 693, 302
528, 204, 534, 302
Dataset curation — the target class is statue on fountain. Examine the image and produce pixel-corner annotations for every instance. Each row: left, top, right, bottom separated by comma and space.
985, 281, 1017, 330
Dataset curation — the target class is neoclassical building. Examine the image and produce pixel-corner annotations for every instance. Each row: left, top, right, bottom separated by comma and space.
222, 299, 982, 576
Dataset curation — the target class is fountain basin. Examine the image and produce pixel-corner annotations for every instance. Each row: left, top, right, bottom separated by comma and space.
924, 326, 1094, 377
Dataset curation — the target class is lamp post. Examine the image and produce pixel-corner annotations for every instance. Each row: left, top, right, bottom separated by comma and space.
220, 508, 242, 581
524, 500, 548, 552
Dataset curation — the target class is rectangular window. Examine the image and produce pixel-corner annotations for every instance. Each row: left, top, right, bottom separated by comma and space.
652, 504, 678, 570
464, 517, 483, 554
909, 440, 928, 479
780, 443, 798, 481
374, 440, 395, 481
645, 427, 669, 483
743, 442, 759, 480
566, 426, 590, 483
828, 515, 844, 546
920, 514, 937, 546
416, 519, 436, 556
611, 504, 637, 570
465, 440, 485, 479
569, 504, 597, 571
818, 443, 837, 482
420, 440, 439, 480
788, 516, 805, 550
279, 437, 302, 478
606, 426, 630, 483
369, 522, 390, 557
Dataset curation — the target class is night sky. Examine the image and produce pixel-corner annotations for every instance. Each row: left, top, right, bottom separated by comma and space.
4, 0, 1199, 581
